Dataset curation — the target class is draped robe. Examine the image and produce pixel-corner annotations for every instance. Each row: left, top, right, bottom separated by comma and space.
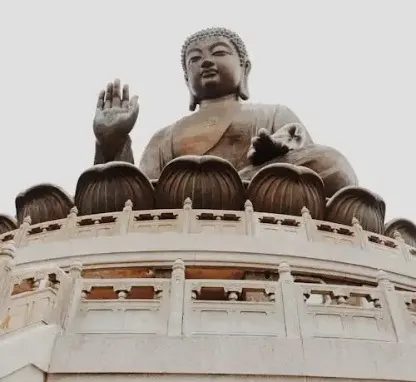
138, 99, 358, 197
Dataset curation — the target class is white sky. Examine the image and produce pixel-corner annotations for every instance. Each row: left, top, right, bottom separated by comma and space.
1, 1, 415, 223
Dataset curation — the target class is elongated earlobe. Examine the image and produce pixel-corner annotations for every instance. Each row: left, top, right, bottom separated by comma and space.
189, 93, 198, 111
238, 60, 251, 101
185, 74, 199, 111
238, 80, 249, 100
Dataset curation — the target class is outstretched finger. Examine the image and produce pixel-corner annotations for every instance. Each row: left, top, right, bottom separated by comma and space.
104, 82, 113, 109
112, 79, 121, 107
247, 147, 256, 161
96, 90, 105, 109
251, 136, 262, 150
258, 128, 269, 139
129, 95, 139, 109
121, 84, 130, 108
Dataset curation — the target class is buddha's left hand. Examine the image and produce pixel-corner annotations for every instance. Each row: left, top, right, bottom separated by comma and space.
247, 123, 306, 166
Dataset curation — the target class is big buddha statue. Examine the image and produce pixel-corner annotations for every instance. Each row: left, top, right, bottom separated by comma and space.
92, 27, 357, 198
8, 27, 414, 250
62, 26, 385, 234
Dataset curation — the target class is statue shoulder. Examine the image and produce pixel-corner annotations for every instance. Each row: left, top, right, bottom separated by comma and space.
240, 102, 302, 129
146, 124, 174, 145
240, 102, 298, 120
240, 102, 292, 113
145, 110, 203, 148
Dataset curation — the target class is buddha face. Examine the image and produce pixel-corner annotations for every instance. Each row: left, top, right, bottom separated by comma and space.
185, 36, 247, 101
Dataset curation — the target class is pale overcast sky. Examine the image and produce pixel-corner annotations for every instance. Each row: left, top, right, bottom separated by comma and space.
1, 1, 415, 223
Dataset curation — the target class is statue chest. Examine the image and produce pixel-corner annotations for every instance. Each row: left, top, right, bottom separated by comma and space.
171, 106, 255, 159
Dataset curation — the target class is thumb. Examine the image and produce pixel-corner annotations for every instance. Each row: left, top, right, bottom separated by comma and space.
130, 95, 139, 108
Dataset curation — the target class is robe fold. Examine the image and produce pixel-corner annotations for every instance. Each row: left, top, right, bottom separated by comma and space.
139, 102, 311, 178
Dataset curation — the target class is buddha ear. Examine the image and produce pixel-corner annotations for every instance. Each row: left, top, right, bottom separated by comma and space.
185, 74, 199, 111
189, 94, 198, 111
238, 60, 251, 101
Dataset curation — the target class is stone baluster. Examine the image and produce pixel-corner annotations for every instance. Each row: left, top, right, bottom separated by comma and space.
168, 259, 185, 336
278, 262, 301, 338
224, 285, 242, 301
0, 242, 16, 330
393, 231, 412, 262
352, 217, 368, 249
377, 270, 408, 342
332, 288, 350, 305
114, 283, 132, 300
244, 200, 258, 236
182, 198, 193, 234
64, 207, 79, 239
117, 200, 133, 234
14, 216, 31, 247
301, 206, 318, 241
61, 261, 83, 331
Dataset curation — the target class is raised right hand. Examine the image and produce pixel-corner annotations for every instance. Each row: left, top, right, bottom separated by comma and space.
93, 79, 139, 142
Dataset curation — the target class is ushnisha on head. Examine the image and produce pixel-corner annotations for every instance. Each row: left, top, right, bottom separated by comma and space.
181, 27, 251, 111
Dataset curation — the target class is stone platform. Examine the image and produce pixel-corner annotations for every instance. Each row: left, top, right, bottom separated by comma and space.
1, 205, 416, 381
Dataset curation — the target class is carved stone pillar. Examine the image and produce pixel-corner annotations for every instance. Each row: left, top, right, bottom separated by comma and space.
168, 259, 185, 336
377, 270, 408, 342
0, 242, 16, 329
278, 262, 302, 338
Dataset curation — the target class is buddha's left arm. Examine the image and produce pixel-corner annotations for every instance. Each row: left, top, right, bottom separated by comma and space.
271, 105, 313, 149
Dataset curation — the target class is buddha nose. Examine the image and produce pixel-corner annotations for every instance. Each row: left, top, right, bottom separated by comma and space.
201, 58, 215, 68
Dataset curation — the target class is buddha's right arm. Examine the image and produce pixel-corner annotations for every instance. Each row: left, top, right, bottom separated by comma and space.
94, 136, 135, 165
138, 127, 173, 180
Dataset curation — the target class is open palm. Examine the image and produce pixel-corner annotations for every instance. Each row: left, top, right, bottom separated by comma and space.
93, 79, 139, 141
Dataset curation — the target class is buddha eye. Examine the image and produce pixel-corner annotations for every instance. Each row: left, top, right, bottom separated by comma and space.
188, 56, 201, 64
213, 50, 228, 57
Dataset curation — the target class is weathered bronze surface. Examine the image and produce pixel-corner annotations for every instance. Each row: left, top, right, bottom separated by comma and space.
0, 214, 17, 235
385, 218, 416, 247
325, 186, 386, 234
15, 184, 74, 225
155, 155, 246, 210
92, 27, 358, 198
247, 164, 326, 219
75, 162, 155, 215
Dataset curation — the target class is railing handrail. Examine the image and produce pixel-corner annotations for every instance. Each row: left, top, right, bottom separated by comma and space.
0, 205, 414, 259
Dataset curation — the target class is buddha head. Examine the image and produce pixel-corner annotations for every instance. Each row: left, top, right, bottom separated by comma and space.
181, 27, 251, 111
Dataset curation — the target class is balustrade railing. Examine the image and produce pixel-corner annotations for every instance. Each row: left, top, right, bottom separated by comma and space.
2, 254, 416, 344
0, 200, 414, 262
0, 247, 81, 333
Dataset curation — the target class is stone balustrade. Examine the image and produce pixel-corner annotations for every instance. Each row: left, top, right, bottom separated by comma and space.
2, 258, 416, 346
1, 201, 415, 262
0, 253, 81, 333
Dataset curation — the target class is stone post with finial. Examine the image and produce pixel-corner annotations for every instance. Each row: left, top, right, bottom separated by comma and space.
168, 259, 185, 336
301, 206, 318, 241
278, 262, 301, 338
62, 260, 84, 332
15, 216, 31, 247
352, 217, 368, 249
393, 230, 412, 262
377, 270, 407, 342
0, 241, 16, 329
64, 206, 79, 239
182, 197, 193, 234
117, 199, 133, 234
244, 200, 258, 236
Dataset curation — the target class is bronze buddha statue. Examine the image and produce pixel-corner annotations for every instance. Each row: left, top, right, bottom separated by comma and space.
9, 26, 399, 237
92, 27, 357, 198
